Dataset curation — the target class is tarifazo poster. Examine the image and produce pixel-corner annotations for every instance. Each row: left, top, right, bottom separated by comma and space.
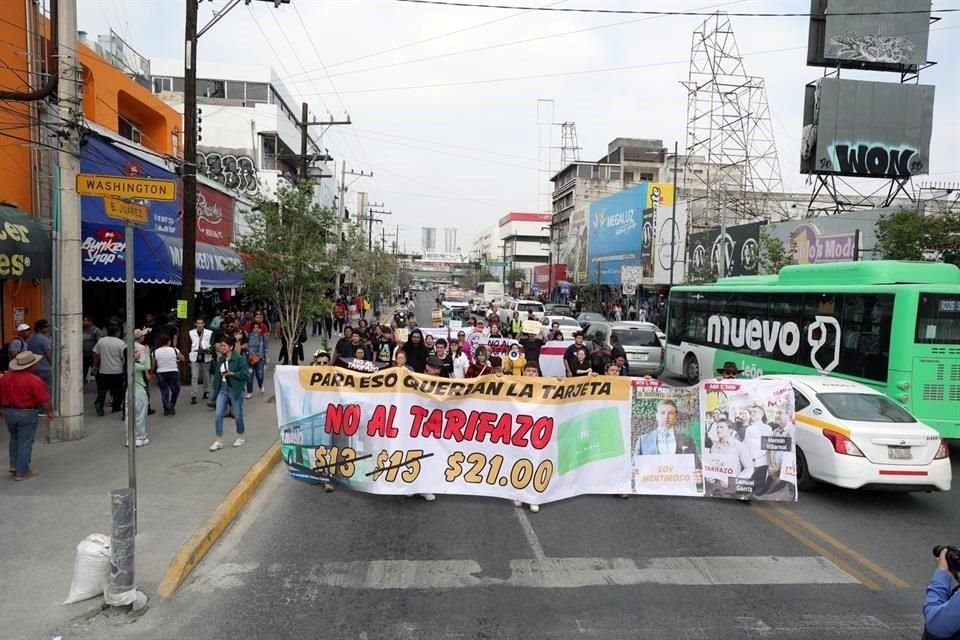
274, 366, 797, 504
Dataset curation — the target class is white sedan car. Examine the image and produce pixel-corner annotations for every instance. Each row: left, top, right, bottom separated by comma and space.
769, 375, 950, 492
542, 315, 581, 337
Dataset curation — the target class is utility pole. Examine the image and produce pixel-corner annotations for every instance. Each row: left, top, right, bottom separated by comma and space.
55, 0, 84, 440
180, 0, 198, 356
297, 101, 348, 184
368, 207, 391, 251
670, 141, 679, 286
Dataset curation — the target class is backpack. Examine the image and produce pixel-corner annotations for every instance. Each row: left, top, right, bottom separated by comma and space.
0, 337, 27, 372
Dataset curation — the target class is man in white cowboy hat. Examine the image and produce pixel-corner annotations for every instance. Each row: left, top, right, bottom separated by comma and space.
7, 323, 32, 363
0, 350, 55, 480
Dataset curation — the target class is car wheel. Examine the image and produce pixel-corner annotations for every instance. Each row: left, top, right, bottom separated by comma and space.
797, 448, 817, 491
683, 354, 700, 385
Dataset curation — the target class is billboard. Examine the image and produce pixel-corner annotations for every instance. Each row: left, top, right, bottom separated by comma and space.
687, 222, 763, 279
807, 0, 931, 73
654, 200, 688, 285
586, 183, 674, 285
561, 207, 589, 284
800, 78, 934, 178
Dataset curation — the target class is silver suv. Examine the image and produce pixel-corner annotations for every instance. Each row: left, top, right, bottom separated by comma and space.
586, 321, 664, 377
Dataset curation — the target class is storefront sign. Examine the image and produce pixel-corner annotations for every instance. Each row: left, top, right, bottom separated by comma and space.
196, 184, 234, 246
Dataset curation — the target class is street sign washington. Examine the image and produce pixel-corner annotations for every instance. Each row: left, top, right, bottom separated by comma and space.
77, 174, 177, 201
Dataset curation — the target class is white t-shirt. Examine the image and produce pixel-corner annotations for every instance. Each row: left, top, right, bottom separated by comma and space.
153, 346, 181, 373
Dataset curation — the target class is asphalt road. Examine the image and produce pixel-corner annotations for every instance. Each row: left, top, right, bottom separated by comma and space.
60, 291, 959, 640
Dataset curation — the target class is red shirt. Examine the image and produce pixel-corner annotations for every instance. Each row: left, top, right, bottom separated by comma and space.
0, 370, 51, 409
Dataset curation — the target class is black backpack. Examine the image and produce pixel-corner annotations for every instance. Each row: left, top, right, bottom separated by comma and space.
0, 337, 27, 371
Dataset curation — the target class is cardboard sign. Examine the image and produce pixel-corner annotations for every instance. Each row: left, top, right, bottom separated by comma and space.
176, 299, 188, 319
521, 319, 543, 335
395, 328, 409, 343
449, 320, 463, 331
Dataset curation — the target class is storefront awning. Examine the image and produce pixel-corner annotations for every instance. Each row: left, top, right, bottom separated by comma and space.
81, 223, 244, 289
0, 204, 51, 280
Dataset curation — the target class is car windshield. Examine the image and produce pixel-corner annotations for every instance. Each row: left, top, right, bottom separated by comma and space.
613, 329, 659, 347
817, 392, 916, 423
519, 303, 543, 313
446, 298, 466, 303
579, 313, 604, 321
554, 318, 579, 326
550, 306, 572, 314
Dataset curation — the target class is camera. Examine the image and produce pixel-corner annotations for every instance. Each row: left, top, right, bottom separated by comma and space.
933, 545, 960, 577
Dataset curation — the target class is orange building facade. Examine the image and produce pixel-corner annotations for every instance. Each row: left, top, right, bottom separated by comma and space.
0, 2, 180, 340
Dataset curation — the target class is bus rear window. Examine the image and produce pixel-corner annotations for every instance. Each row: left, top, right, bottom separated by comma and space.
916, 293, 960, 344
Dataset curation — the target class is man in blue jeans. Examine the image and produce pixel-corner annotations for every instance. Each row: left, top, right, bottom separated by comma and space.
209, 336, 248, 452
0, 351, 56, 481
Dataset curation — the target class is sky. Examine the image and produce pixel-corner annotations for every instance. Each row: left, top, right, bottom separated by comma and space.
76, 0, 960, 253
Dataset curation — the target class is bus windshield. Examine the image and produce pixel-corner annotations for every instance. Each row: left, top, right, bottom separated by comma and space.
915, 293, 960, 344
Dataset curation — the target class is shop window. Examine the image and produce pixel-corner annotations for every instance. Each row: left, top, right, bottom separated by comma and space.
198, 79, 225, 99
246, 82, 269, 104
261, 134, 278, 171
152, 77, 172, 93
118, 115, 142, 144
226, 81, 245, 100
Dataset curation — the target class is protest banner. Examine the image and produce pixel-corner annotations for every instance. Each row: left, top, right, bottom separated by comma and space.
467, 333, 519, 356
274, 368, 797, 504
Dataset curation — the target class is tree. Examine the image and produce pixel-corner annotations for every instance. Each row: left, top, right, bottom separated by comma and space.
236, 182, 339, 363
339, 222, 398, 313
757, 226, 795, 274
874, 207, 960, 263
505, 267, 526, 292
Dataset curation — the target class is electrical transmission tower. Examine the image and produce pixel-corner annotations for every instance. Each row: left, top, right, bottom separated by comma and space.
558, 121, 581, 166
682, 12, 787, 229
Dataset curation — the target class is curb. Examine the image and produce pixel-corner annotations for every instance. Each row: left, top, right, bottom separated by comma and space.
156, 440, 281, 598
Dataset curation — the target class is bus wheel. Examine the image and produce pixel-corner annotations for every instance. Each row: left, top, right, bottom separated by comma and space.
683, 354, 700, 384
797, 448, 817, 491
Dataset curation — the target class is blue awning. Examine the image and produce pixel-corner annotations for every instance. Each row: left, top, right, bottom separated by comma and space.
82, 223, 244, 289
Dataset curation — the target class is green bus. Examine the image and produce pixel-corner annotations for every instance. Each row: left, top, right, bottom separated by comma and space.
665, 261, 960, 437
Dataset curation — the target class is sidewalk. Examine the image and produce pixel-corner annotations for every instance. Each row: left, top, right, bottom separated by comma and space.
0, 333, 333, 640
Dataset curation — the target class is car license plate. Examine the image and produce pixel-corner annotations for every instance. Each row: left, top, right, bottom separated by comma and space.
628, 353, 648, 361
888, 446, 912, 460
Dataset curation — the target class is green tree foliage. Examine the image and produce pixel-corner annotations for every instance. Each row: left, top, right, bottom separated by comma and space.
236, 183, 338, 362
505, 267, 526, 292
339, 222, 398, 310
875, 208, 960, 263
757, 226, 795, 275
459, 269, 495, 291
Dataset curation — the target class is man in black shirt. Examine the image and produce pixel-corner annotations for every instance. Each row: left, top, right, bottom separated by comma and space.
609, 334, 626, 363
433, 339, 454, 378
335, 326, 355, 360
519, 332, 545, 363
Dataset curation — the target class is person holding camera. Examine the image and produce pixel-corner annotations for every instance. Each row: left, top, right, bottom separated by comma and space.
924, 546, 960, 639
188, 317, 213, 405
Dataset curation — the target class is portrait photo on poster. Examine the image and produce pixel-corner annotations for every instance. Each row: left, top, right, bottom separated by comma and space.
630, 381, 703, 496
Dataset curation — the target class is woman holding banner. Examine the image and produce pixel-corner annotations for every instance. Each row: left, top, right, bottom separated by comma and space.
450, 340, 470, 379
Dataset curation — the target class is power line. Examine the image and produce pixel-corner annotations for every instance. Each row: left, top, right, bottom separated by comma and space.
393, 0, 959, 17
275, 0, 569, 83
283, 0, 747, 86
294, 22, 960, 96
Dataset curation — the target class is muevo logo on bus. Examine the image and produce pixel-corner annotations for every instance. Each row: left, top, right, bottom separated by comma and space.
706, 314, 842, 374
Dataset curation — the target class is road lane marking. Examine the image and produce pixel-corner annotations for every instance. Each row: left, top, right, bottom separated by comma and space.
749, 503, 882, 591
768, 502, 911, 589
256, 556, 857, 590
514, 506, 546, 561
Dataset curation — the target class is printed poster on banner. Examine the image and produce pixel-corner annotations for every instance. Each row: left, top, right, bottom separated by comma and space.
700, 378, 797, 501
275, 366, 633, 504
630, 379, 702, 496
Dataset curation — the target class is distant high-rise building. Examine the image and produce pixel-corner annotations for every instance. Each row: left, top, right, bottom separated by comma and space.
443, 227, 458, 254
421, 227, 437, 253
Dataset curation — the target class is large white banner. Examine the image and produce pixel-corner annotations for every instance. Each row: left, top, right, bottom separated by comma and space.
275, 367, 797, 504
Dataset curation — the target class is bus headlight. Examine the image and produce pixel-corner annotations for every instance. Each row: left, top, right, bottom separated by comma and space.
896, 381, 910, 391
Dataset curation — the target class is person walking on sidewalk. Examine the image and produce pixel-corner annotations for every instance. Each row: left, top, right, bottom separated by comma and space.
210, 336, 248, 451
245, 322, 268, 398
1, 351, 55, 481
127, 334, 151, 447
81, 315, 103, 383
153, 334, 184, 416
92, 325, 126, 416
188, 317, 213, 405
27, 318, 53, 391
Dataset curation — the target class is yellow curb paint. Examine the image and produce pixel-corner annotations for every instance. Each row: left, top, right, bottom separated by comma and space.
157, 441, 281, 598
769, 503, 911, 589
749, 503, 882, 592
